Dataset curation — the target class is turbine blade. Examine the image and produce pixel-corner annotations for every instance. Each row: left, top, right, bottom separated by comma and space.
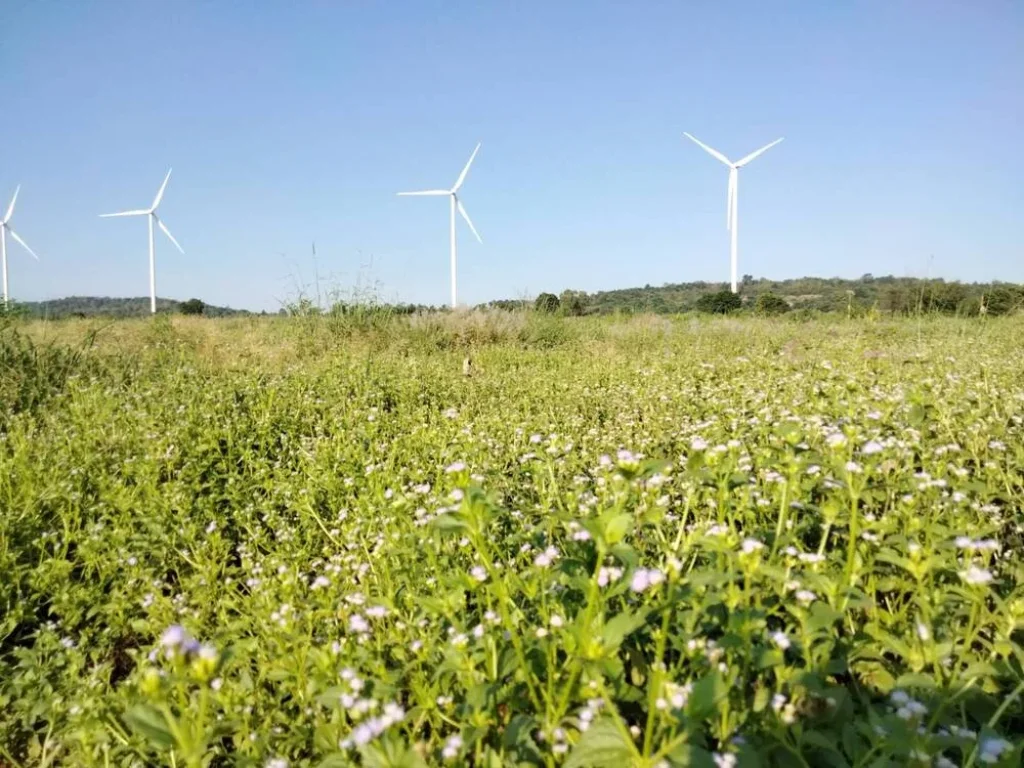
155, 215, 185, 254
734, 138, 784, 168
452, 142, 481, 192
396, 190, 450, 196
7, 228, 39, 260
683, 132, 732, 167
4, 185, 20, 224
99, 209, 150, 217
152, 168, 173, 209
457, 200, 482, 243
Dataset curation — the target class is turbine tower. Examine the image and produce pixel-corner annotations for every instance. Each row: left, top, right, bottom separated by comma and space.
684, 133, 783, 293
398, 143, 482, 308
1, 186, 40, 308
100, 169, 184, 314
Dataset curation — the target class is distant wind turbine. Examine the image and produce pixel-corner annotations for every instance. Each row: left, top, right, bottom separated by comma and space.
1, 185, 40, 308
398, 143, 482, 308
100, 169, 184, 314
684, 132, 783, 293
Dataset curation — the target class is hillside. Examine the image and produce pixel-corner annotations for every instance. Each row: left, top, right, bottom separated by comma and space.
13, 296, 249, 319
9, 275, 1024, 320
569, 275, 1024, 315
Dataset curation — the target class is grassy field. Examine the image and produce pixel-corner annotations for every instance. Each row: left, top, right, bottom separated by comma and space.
2, 313, 1023, 767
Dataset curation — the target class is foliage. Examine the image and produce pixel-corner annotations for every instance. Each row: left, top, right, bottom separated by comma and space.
573, 276, 1024, 316
0, 321, 99, 430
754, 292, 790, 316
695, 290, 742, 314
983, 287, 1023, 317
1, 315, 1024, 767
17, 296, 246, 319
535, 292, 561, 313
559, 290, 588, 317
178, 298, 205, 316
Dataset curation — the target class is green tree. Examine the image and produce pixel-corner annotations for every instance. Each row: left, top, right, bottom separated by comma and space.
558, 290, 586, 316
754, 292, 789, 316
534, 293, 560, 313
983, 287, 1022, 316
695, 290, 742, 314
179, 298, 205, 316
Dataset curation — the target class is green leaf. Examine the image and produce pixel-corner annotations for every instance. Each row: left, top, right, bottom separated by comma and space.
755, 647, 784, 669
360, 740, 429, 768
908, 403, 927, 427
431, 514, 467, 532
601, 609, 648, 652
686, 671, 727, 720
808, 602, 844, 634
665, 742, 717, 767
841, 722, 865, 761
609, 543, 639, 569
752, 685, 771, 713
564, 718, 633, 768
502, 715, 537, 750
124, 704, 176, 749
318, 755, 354, 768
802, 730, 848, 765
604, 513, 632, 545
893, 673, 935, 691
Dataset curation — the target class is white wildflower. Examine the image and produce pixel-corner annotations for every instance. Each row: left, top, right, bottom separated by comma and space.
960, 566, 993, 585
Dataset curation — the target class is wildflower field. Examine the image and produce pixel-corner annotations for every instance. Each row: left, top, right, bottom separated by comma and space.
2, 313, 1023, 767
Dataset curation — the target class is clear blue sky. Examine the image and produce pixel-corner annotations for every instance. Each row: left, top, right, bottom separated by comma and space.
3, 1, 1022, 311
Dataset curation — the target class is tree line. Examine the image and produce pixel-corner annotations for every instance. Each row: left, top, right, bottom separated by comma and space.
528, 276, 1024, 317
6, 275, 1022, 320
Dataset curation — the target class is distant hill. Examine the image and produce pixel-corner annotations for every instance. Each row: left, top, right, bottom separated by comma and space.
15, 296, 250, 319
10, 275, 1024, 320
563, 275, 1024, 316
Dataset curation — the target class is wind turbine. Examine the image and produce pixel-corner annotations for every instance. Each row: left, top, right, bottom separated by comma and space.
100, 169, 184, 314
684, 132, 783, 293
1, 186, 40, 308
398, 143, 482, 308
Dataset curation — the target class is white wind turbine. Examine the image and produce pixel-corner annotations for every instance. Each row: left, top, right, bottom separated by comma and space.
100, 169, 184, 314
398, 143, 482, 308
1, 185, 40, 308
684, 132, 783, 293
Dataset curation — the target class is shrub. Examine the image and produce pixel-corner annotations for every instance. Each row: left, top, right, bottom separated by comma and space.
983, 287, 1022, 316
559, 290, 587, 317
754, 292, 790, 316
179, 299, 205, 316
695, 290, 742, 314
534, 293, 560, 313
0, 323, 97, 427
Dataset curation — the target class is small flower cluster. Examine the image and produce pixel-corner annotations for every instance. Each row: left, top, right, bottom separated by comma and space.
597, 565, 623, 587
655, 681, 692, 711
339, 692, 406, 750
630, 567, 664, 593
889, 690, 927, 721
978, 736, 1012, 764
576, 697, 605, 731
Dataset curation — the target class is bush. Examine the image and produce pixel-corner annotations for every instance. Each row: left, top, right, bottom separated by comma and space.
559, 290, 587, 317
695, 290, 742, 314
754, 292, 790, 316
0, 323, 97, 428
534, 293, 560, 313
179, 299, 205, 316
983, 287, 1022, 316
